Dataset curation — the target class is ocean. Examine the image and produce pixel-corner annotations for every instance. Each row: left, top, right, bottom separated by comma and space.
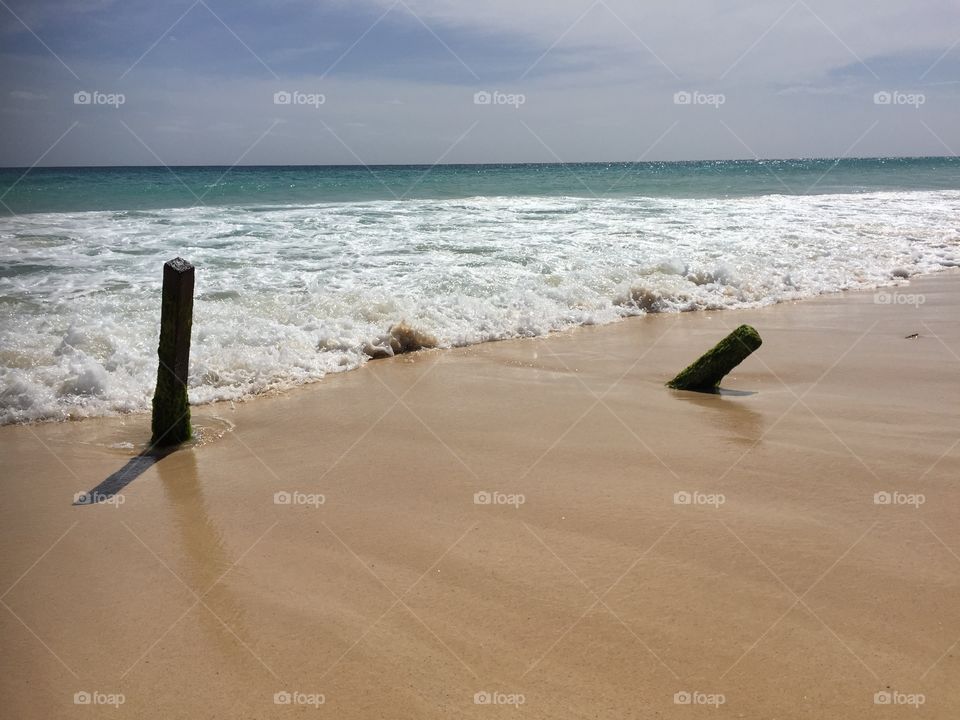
2, 159, 959, 424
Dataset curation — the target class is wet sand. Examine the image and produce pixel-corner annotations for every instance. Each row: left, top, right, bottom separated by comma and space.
1, 273, 959, 718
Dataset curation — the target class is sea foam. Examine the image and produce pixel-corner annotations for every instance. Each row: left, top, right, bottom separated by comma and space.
1, 190, 958, 424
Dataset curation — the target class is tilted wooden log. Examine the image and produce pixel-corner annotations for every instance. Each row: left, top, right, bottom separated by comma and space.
667, 324, 762, 391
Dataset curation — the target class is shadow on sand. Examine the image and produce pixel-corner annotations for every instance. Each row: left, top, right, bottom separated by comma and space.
682, 387, 757, 397
73, 447, 176, 506
673, 386, 763, 444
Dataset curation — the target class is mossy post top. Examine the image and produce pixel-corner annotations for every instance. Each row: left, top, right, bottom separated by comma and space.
166, 256, 194, 274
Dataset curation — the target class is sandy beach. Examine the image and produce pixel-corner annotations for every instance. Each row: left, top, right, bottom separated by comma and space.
1, 273, 959, 718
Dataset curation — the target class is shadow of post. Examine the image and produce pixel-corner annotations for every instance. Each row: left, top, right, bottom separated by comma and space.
671, 387, 757, 397
73, 447, 176, 506
671, 386, 764, 445
155, 449, 252, 662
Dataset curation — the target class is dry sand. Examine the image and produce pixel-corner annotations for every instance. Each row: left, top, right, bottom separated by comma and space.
1, 273, 959, 718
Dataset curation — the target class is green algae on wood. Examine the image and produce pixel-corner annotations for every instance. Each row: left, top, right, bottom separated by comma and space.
667, 324, 762, 391
151, 258, 194, 446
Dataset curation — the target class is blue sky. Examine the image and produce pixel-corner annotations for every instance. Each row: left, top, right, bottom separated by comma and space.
1, 0, 958, 165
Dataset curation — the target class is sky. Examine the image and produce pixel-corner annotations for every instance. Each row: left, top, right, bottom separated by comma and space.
0, 0, 958, 166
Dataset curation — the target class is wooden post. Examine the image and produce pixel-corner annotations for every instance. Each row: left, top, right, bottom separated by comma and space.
151, 257, 194, 446
667, 324, 762, 391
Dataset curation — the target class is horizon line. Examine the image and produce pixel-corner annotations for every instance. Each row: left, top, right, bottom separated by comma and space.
1, 154, 956, 171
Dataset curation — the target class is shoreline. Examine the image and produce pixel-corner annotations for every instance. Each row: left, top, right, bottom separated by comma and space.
5, 266, 958, 432
1, 271, 959, 717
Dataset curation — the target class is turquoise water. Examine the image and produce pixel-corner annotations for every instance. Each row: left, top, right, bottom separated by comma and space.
1, 158, 959, 424
3, 157, 960, 215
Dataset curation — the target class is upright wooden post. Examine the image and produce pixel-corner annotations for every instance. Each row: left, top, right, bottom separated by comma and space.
151, 257, 194, 446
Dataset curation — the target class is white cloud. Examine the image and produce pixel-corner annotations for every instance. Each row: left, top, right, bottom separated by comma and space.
1, 1, 959, 164
348, 0, 960, 83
